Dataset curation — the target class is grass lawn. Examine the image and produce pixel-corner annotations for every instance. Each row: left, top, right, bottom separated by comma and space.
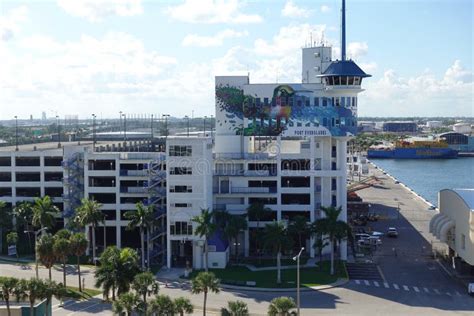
188, 261, 346, 288
238, 257, 309, 268
67, 286, 102, 298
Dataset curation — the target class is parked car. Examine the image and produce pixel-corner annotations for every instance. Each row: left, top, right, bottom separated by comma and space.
371, 231, 384, 237
387, 227, 398, 238
367, 236, 382, 245
355, 233, 371, 241
468, 283, 474, 296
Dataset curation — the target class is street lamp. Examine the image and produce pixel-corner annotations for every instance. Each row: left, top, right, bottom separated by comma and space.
185, 115, 190, 137
56, 115, 61, 148
122, 113, 127, 143
25, 227, 48, 279
162, 114, 170, 138
293, 247, 304, 316
203, 116, 207, 136
119, 111, 122, 133
92, 114, 97, 150
14, 116, 18, 151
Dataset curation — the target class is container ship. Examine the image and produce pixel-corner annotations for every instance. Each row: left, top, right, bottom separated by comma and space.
367, 140, 458, 159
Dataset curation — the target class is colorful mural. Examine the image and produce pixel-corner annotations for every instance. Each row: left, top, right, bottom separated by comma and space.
215, 84, 357, 137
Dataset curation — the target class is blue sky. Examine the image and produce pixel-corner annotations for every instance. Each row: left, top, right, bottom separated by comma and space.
0, 0, 472, 119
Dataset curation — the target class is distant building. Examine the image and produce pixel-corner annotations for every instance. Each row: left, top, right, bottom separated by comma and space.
439, 132, 474, 152
453, 122, 472, 134
41, 112, 47, 121
357, 121, 378, 133
382, 121, 417, 133
426, 121, 442, 129
430, 189, 474, 274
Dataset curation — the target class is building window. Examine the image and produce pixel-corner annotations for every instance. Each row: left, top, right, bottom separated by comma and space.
341, 97, 345, 107
354, 77, 361, 85
264, 97, 269, 105
296, 99, 302, 107
169, 146, 192, 157
170, 167, 192, 175
322, 98, 327, 107
170, 185, 192, 193
170, 221, 193, 235
305, 98, 310, 106
314, 97, 319, 106
461, 234, 466, 250
172, 203, 192, 208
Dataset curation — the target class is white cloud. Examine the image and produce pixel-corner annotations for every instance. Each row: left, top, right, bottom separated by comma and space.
281, 1, 311, 18
182, 29, 248, 47
0, 5, 28, 41
348, 42, 369, 59
165, 0, 262, 24
320, 5, 331, 13
360, 61, 473, 117
56, 0, 143, 22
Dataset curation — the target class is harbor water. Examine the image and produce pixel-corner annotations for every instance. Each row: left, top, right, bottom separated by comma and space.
370, 157, 474, 206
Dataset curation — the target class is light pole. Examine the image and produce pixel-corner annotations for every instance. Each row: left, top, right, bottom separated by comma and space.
14, 116, 18, 151
150, 114, 154, 140
162, 114, 170, 138
119, 111, 122, 133
122, 114, 127, 143
25, 227, 48, 279
185, 115, 190, 137
203, 116, 207, 136
293, 247, 304, 316
210, 115, 214, 139
56, 115, 61, 148
92, 114, 97, 150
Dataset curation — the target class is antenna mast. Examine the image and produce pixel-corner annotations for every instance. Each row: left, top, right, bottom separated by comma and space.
341, 0, 346, 61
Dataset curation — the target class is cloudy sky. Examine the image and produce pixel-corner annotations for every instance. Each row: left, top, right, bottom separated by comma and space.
0, 0, 472, 120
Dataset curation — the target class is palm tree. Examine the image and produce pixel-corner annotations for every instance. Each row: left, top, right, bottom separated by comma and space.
312, 232, 329, 271
31, 196, 60, 231
124, 202, 155, 270
224, 215, 247, 261
23, 278, 47, 316
173, 297, 194, 316
191, 272, 220, 316
13, 201, 34, 253
69, 233, 88, 292
95, 246, 140, 301
267, 296, 296, 316
74, 198, 104, 264
246, 202, 272, 256
132, 271, 159, 312
262, 221, 292, 284
313, 206, 351, 275
0, 276, 18, 316
148, 294, 175, 316
0, 200, 13, 253
221, 300, 249, 316
212, 209, 230, 231
288, 215, 309, 251
113, 293, 140, 316
192, 208, 216, 272
53, 234, 71, 286
36, 234, 56, 280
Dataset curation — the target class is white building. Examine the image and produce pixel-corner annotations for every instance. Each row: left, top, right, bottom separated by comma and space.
430, 189, 474, 271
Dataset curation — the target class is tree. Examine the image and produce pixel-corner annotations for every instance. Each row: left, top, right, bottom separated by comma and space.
31, 196, 60, 231
288, 215, 309, 251
0, 276, 18, 316
22, 278, 47, 316
246, 202, 272, 256
220, 300, 249, 316
95, 246, 140, 301
113, 293, 140, 316
0, 200, 13, 254
53, 235, 71, 286
124, 202, 155, 270
74, 198, 104, 264
312, 232, 329, 271
173, 297, 194, 316
267, 296, 296, 316
262, 222, 292, 284
192, 209, 216, 272
212, 209, 230, 231
313, 206, 351, 275
132, 271, 159, 312
191, 272, 220, 316
224, 215, 247, 261
69, 233, 88, 292
36, 234, 56, 280
148, 294, 175, 316
6, 232, 18, 259
13, 202, 34, 253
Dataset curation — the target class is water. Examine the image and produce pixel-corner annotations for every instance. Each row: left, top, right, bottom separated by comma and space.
370, 158, 474, 206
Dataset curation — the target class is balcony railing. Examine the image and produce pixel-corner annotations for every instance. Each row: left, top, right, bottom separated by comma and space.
214, 186, 277, 194
120, 170, 148, 176
120, 187, 147, 194
214, 152, 275, 160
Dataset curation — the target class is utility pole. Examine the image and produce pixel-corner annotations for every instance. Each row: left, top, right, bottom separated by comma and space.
14, 116, 18, 151
56, 115, 61, 148
92, 114, 97, 150
119, 111, 122, 133
122, 113, 127, 143
162, 114, 170, 139
293, 247, 304, 316
203, 116, 207, 136
185, 115, 190, 137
